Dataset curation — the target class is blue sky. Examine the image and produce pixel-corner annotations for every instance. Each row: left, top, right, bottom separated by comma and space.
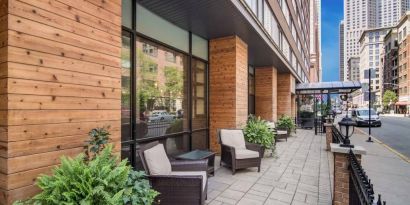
321, 0, 343, 82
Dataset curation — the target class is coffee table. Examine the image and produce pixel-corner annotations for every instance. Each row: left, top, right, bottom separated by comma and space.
176, 150, 215, 176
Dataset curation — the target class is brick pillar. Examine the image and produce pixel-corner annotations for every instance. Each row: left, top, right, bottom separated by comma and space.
291, 94, 296, 118
330, 144, 366, 205
209, 36, 248, 153
324, 123, 333, 151
277, 73, 295, 117
255, 67, 277, 121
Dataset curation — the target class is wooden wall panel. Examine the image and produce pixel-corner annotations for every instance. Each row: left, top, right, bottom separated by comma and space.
209, 36, 248, 153
1, 0, 122, 203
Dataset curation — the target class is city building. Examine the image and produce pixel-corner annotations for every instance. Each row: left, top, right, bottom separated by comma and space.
358, 27, 392, 108
347, 57, 360, 81
0, 0, 315, 203
310, 0, 321, 82
316, 0, 322, 81
342, 0, 410, 82
382, 28, 399, 97
340, 20, 345, 81
396, 12, 410, 113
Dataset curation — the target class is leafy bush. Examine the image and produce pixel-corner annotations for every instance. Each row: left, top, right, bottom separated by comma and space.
243, 115, 275, 150
277, 115, 296, 132
14, 128, 158, 205
123, 170, 158, 205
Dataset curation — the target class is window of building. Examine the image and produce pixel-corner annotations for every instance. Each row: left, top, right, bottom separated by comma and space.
248, 66, 255, 115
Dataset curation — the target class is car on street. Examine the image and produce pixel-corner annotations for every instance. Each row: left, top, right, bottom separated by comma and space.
351, 108, 382, 127
148, 110, 176, 122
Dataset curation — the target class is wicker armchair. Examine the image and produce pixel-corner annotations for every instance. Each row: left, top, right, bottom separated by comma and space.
267, 121, 288, 142
218, 129, 264, 175
138, 141, 208, 205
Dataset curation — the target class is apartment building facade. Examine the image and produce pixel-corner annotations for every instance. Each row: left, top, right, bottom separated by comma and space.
357, 27, 392, 108
396, 13, 410, 113
342, 0, 409, 82
347, 57, 360, 81
382, 29, 399, 96
340, 21, 345, 81
0, 0, 315, 203
309, 0, 320, 82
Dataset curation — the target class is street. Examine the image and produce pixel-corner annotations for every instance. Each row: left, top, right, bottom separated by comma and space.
357, 116, 410, 159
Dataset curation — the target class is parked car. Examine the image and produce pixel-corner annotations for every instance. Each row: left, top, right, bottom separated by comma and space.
148, 110, 176, 122
351, 108, 382, 127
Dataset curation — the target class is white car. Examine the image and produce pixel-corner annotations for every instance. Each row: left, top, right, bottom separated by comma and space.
148, 110, 175, 122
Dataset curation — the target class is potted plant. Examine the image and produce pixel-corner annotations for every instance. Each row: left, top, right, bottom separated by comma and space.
243, 115, 275, 156
277, 115, 296, 135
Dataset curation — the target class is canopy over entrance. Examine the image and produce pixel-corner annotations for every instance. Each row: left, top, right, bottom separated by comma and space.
296, 81, 362, 95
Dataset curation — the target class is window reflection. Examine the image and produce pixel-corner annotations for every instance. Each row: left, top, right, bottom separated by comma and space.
136, 37, 189, 139
121, 34, 132, 141
192, 59, 207, 130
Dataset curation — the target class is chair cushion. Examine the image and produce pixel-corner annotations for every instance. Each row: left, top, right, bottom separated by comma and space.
170, 171, 207, 191
235, 149, 260, 159
277, 130, 287, 135
220, 129, 246, 149
267, 122, 276, 129
143, 144, 172, 175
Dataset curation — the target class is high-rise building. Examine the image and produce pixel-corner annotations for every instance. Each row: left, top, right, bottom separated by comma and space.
310, 0, 321, 82
316, 0, 322, 81
358, 27, 393, 107
396, 12, 410, 113
342, 0, 410, 82
382, 28, 399, 97
340, 21, 345, 81
347, 57, 360, 81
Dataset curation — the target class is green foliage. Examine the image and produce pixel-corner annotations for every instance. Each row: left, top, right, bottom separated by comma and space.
382, 90, 398, 107
277, 115, 296, 132
164, 66, 183, 98
14, 128, 158, 205
243, 115, 275, 150
27, 145, 129, 205
86, 127, 111, 159
165, 119, 183, 134
123, 170, 159, 205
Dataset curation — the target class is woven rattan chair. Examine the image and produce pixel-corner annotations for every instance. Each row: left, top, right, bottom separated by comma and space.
218, 129, 264, 175
267, 121, 288, 142
138, 141, 208, 205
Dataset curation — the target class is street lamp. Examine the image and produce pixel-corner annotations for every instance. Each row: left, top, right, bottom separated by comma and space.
338, 117, 356, 148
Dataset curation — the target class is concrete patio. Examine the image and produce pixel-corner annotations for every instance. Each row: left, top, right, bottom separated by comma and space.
206, 129, 333, 205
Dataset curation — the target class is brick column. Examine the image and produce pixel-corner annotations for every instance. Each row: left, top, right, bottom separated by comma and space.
209, 36, 248, 153
255, 67, 277, 121
291, 94, 296, 118
330, 143, 366, 205
277, 73, 295, 117
324, 123, 333, 151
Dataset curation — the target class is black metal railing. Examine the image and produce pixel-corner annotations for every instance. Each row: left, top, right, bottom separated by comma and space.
331, 125, 345, 144
348, 149, 386, 205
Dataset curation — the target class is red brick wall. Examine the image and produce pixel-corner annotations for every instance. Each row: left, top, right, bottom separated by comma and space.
277, 73, 292, 117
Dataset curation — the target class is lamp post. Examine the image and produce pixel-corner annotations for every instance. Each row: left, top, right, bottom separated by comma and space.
338, 118, 356, 148
367, 70, 373, 143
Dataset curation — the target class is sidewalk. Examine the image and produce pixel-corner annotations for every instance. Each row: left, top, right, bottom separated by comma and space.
206, 130, 333, 205
350, 132, 410, 205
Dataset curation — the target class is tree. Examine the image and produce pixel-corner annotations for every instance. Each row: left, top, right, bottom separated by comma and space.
382, 90, 398, 107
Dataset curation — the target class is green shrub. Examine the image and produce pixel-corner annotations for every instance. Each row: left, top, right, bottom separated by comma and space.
14, 128, 158, 205
277, 115, 296, 132
243, 115, 275, 150
123, 170, 159, 205
30, 145, 129, 205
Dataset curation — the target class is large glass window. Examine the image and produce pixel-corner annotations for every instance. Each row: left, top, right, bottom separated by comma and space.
248, 66, 255, 115
136, 37, 189, 139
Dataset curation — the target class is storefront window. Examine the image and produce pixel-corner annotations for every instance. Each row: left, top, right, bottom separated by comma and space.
121, 34, 132, 142
135, 37, 189, 139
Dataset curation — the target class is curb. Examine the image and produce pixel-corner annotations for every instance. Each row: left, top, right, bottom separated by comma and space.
356, 128, 410, 163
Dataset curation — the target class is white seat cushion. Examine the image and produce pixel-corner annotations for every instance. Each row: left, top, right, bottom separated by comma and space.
144, 144, 172, 175
267, 122, 276, 129
277, 130, 287, 135
220, 129, 246, 149
170, 171, 207, 191
235, 149, 260, 159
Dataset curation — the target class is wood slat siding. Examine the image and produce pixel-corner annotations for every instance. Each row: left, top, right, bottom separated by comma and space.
0, 0, 122, 203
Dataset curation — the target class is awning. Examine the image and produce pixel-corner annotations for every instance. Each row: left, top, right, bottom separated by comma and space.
296, 81, 362, 95
395, 101, 409, 106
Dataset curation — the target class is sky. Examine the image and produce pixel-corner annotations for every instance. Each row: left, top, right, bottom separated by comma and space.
321, 0, 344, 82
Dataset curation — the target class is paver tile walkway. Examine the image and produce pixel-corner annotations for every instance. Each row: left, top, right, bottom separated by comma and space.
206, 129, 333, 205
